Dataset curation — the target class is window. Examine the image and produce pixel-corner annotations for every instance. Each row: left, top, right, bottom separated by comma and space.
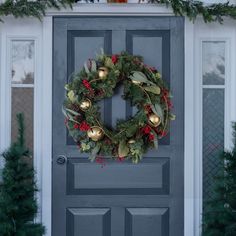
202, 41, 226, 210
11, 40, 35, 151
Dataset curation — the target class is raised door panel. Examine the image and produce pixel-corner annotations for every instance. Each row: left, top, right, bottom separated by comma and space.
67, 158, 170, 195
125, 208, 169, 236
67, 208, 111, 236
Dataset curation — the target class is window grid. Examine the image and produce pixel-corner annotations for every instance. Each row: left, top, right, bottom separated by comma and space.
10, 40, 35, 152
202, 40, 226, 210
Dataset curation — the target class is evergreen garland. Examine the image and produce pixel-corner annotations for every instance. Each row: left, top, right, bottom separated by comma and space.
0, 0, 236, 23
203, 123, 236, 236
0, 113, 45, 236
151, 0, 236, 23
0, 0, 74, 20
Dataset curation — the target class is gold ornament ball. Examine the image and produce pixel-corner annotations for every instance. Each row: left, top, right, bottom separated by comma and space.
98, 67, 109, 79
148, 113, 161, 127
128, 139, 136, 144
79, 99, 91, 111
87, 126, 104, 141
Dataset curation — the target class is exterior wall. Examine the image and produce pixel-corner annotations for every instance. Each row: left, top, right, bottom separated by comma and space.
0, 3, 235, 236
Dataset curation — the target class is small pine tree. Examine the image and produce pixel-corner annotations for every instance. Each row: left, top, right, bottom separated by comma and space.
203, 123, 236, 236
0, 113, 45, 236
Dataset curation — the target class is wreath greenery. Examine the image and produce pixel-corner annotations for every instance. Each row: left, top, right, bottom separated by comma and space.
63, 52, 175, 163
0, 0, 236, 23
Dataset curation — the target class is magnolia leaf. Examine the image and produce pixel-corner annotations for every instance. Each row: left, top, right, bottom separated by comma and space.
169, 114, 176, 121
151, 104, 164, 122
105, 57, 114, 69
67, 90, 77, 103
84, 61, 90, 74
118, 141, 129, 158
67, 112, 76, 123
64, 84, 69, 91
153, 132, 158, 149
129, 71, 155, 85
91, 60, 97, 72
62, 106, 68, 118
89, 144, 101, 162
143, 85, 161, 95
65, 108, 80, 116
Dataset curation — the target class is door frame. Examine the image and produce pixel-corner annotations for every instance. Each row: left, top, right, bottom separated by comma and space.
42, 13, 195, 236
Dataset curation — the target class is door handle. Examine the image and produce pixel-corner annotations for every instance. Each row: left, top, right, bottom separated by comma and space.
56, 155, 67, 165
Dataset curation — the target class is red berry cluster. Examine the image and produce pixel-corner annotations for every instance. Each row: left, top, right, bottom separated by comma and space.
74, 121, 90, 131
82, 79, 92, 90
141, 125, 155, 141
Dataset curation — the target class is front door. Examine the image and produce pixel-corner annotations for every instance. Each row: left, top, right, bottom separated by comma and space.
53, 16, 184, 236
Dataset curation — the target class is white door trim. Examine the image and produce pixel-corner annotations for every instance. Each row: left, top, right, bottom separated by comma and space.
41, 16, 53, 235
184, 19, 195, 236
41, 14, 196, 236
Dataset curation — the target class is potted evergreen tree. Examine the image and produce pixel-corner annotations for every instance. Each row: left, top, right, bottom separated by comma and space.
203, 123, 236, 236
0, 114, 45, 236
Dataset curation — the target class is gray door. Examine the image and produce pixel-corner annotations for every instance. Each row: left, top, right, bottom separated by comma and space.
53, 16, 184, 236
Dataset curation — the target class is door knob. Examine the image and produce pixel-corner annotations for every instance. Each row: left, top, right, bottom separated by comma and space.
56, 155, 67, 165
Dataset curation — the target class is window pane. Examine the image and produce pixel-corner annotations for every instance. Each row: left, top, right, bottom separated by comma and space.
203, 88, 224, 208
11, 88, 34, 151
202, 41, 225, 85
11, 40, 34, 84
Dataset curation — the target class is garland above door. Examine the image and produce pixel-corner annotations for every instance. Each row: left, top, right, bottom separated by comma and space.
0, 0, 236, 23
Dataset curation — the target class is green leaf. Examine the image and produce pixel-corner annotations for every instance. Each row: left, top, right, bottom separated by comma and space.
125, 125, 138, 137
169, 114, 176, 121
84, 61, 90, 74
89, 143, 101, 162
143, 85, 161, 94
91, 60, 97, 72
153, 132, 158, 149
151, 104, 164, 122
118, 140, 129, 157
62, 106, 68, 118
65, 108, 80, 116
129, 71, 155, 85
105, 57, 114, 68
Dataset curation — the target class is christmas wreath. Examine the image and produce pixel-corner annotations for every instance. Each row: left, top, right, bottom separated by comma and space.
63, 52, 175, 163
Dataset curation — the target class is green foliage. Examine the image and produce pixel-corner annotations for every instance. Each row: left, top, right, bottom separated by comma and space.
0, 0, 236, 23
0, 0, 74, 20
202, 122, 236, 236
0, 113, 45, 236
151, 0, 236, 23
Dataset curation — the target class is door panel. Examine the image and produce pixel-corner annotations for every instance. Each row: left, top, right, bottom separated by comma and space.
67, 208, 111, 236
67, 158, 170, 195
53, 17, 184, 236
125, 208, 169, 236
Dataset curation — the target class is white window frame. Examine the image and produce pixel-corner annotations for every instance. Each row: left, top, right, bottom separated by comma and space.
193, 19, 236, 236
0, 18, 43, 221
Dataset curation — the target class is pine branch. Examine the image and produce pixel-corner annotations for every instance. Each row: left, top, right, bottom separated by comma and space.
0, 113, 45, 235
203, 122, 236, 235
0, 1, 235, 23
150, 0, 236, 23
16, 113, 25, 148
